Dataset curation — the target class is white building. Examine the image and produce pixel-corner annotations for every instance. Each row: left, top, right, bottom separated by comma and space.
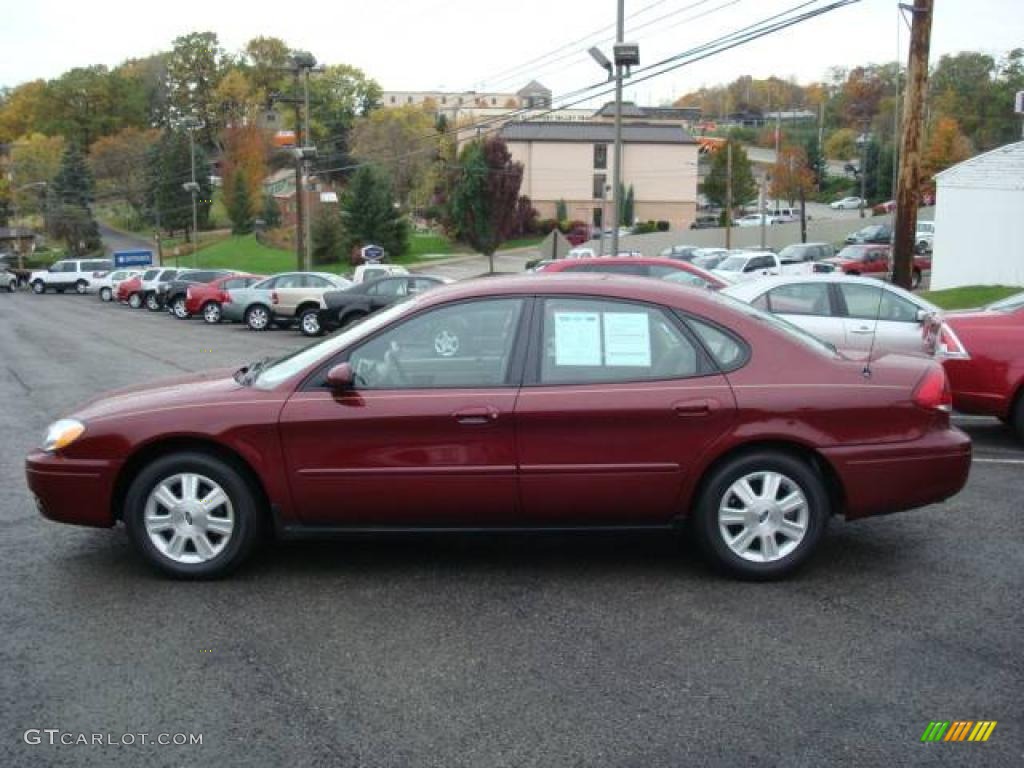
930, 141, 1024, 290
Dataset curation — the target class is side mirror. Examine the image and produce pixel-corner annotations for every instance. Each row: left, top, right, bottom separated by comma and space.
915, 308, 929, 324
326, 362, 355, 389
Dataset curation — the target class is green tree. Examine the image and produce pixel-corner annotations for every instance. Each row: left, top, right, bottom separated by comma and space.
262, 195, 282, 228
824, 128, 857, 160
165, 31, 226, 144
555, 199, 567, 221
699, 141, 756, 221
145, 131, 212, 237
9, 133, 65, 215
0, 80, 47, 144
227, 169, 254, 234
350, 105, 436, 206
620, 183, 635, 225
49, 143, 101, 256
340, 165, 408, 259
311, 205, 345, 265
89, 127, 160, 214
307, 64, 382, 184
448, 136, 523, 273
803, 136, 826, 190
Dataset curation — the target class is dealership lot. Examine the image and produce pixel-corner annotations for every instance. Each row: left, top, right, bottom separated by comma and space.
1, 292, 1021, 767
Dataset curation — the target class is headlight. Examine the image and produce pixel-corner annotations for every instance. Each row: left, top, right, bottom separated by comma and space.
43, 419, 85, 453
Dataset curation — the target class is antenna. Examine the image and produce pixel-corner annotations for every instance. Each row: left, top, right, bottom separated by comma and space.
862, 275, 886, 379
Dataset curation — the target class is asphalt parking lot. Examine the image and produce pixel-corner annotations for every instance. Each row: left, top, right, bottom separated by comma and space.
1, 291, 1021, 767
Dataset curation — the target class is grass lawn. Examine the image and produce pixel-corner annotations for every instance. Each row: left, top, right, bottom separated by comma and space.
920, 285, 1022, 310
500, 236, 545, 250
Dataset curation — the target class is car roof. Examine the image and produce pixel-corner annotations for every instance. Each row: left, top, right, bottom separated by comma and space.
544, 256, 687, 268
721, 273, 939, 309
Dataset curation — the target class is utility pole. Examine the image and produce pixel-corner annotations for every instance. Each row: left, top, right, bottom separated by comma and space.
758, 175, 767, 250
725, 142, 733, 249
611, 0, 625, 258
292, 79, 305, 272
893, 0, 933, 290
181, 116, 203, 268
858, 121, 869, 219
303, 66, 313, 272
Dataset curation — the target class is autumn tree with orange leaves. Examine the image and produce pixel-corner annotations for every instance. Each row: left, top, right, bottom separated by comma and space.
221, 124, 270, 229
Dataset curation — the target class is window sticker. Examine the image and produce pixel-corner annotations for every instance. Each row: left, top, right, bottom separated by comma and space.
553, 311, 602, 366
603, 312, 651, 367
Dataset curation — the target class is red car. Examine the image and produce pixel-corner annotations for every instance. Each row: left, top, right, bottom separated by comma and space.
115, 275, 144, 308
941, 291, 1024, 440
184, 273, 265, 324
825, 246, 931, 289
26, 275, 969, 580
537, 256, 728, 290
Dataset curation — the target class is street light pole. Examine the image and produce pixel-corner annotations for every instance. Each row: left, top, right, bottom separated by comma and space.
611, 0, 625, 258
303, 66, 313, 272
181, 116, 204, 268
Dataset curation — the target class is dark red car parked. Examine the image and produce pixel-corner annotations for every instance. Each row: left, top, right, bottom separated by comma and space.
27, 275, 970, 580
941, 291, 1024, 440
825, 246, 931, 288
184, 273, 265, 324
537, 256, 728, 290
115, 275, 143, 308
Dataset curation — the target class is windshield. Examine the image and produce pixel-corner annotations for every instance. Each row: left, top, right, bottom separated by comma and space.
252, 299, 420, 390
986, 292, 1024, 312
836, 246, 867, 261
710, 291, 841, 358
716, 256, 747, 272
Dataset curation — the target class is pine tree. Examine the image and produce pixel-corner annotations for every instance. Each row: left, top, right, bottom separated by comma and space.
227, 169, 254, 234
311, 206, 345, 265
145, 131, 212, 238
49, 143, 101, 255
700, 141, 756, 218
341, 165, 409, 260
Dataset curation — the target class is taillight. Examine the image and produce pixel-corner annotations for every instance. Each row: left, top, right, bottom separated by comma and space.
913, 366, 953, 412
271, 291, 279, 305
186, 287, 193, 300
936, 323, 970, 360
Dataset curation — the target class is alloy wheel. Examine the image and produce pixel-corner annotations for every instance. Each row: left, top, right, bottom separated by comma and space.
75, 280, 87, 295
717, 471, 809, 563
146, 294, 160, 311
203, 303, 221, 324
173, 298, 188, 319
143, 473, 235, 565
247, 307, 269, 331
301, 312, 320, 336
100, 287, 111, 302
129, 293, 142, 309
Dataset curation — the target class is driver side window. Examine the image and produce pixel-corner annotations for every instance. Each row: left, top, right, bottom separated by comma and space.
347, 299, 523, 389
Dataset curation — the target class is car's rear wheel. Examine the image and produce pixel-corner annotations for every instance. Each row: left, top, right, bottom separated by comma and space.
128, 292, 143, 309
245, 304, 270, 331
31, 280, 45, 295
123, 452, 263, 579
202, 301, 221, 324
145, 293, 161, 311
100, 287, 112, 302
75, 279, 88, 295
171, 296, 189, 319
691, 451, 829, 580
299, 307, 322, 337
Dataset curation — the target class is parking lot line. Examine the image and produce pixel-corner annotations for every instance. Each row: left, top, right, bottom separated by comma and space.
973, 457, 1024, 465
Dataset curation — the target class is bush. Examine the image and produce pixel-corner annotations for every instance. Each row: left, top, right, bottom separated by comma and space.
656, 220, 670, 232
537, 218, 559, 235
632, 220, 658, 235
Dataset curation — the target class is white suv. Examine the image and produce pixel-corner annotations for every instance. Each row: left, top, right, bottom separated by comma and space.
30, 258, 113, 295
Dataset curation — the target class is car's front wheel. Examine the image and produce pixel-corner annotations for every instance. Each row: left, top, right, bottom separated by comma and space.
299, 307, 322, 337
100, 287, 112, 302
245, 304, 271, 331
123, 452, 263, 579
691, 451, 829, 580
145, 293, 161, 311
75, 279, 88, 295
128, 292, 143, 309
171, 296, 189, 319
201, 301, 221, 324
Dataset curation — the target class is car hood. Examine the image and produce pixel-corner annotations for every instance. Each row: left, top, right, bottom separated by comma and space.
71, 367, 252, 423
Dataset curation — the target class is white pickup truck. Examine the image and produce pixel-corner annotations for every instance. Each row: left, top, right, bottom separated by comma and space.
713, 245, 837, 284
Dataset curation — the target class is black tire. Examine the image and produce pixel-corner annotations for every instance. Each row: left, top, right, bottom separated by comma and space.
274, 318, 293, 330
128, 292, 143, 309
299, 307, 323, 337
100, 287, 112, 302
911, 269, 922, 289
56, 288, 65, 294
32, 280, 45, 295
690, 451, 830, 580
339, 310, 367, 329
123, 452, 263, 579
145, 292, 161, 311
1012, 396, 1024, 444
201, 301, 222, 324
75, 279, 88, 295
171, 296, 189, 319
245, 304, 271, 331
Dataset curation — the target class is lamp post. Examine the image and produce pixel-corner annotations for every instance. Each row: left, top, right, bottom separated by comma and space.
855, 128, 871, 219
181, 116, 204, 267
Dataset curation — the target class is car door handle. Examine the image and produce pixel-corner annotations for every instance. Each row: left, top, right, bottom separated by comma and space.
673, 399, 715, 417
849, 326, 875, 334
453, 407, 499, 425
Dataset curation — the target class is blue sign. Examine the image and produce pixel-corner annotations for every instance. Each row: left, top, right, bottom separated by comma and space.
113, 249, 153, 268
360, 245, 384, 263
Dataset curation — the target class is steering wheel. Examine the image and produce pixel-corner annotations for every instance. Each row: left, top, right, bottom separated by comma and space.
383, 341, 410, 387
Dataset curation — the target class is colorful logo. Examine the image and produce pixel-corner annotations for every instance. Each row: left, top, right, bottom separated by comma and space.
921, 721, 997, 742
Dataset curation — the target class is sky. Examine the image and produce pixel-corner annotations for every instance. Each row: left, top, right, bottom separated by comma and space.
2, 0, 1023, 108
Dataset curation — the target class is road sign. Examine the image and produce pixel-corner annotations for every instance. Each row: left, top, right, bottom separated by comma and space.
361, 244, 384, 263
113, 249, 153, 268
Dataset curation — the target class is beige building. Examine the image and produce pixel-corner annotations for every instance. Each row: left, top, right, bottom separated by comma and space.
501, 122, 699, 230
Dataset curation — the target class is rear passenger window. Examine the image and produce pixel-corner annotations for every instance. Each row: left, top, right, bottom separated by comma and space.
766, 283, 831, 316
687, 318, 749, 371
539, 298, 703, 384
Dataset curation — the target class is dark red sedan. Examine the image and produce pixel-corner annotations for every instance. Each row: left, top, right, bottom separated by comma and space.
941, 291, 1024, 440
184, 273, 265, 324
537, 256, 728, 290
26, 275, 970, 580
